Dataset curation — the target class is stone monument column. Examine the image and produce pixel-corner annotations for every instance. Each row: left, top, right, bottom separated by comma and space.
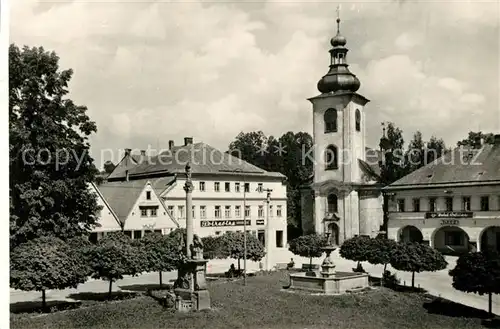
184, 162, 193, 258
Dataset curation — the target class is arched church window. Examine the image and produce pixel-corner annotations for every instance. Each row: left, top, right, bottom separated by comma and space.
327, 194, 338, 213
325, 145, 338, 170
355, 109, 361, 132
324, 108, 337, 133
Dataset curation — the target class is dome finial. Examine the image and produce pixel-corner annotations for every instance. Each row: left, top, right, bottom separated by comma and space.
336, 4, 341, 34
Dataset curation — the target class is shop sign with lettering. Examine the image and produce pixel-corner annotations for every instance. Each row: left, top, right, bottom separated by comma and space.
425, 212, 472, 219
440, 219, 459, 226
200, 220, 251, 228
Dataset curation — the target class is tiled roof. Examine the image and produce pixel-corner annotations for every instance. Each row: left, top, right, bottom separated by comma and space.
387, 143, 500, 188
119, 142, 285, 179
97, 177, 175, 223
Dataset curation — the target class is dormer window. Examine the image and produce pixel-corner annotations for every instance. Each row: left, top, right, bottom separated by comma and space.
146, 191, 151, 200
324, 108, 337, 133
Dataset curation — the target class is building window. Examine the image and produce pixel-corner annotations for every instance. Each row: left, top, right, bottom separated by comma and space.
276, 231, 284, 248
462, 197, 471, 211
215, 231, 221, 236
214, 182, 220, 192
167, 206, 174, 216
200, 206, 206, 219
257, 183, 263, 192
225, 206, 231, 218
258, 205, 264, 218
215, 206, 221, 218
412, 198, 420, 212
327, 194, 338, 213
325, 145, 338, 170
178, 205, 185, 219
140, 208, 148, 217
269, 205, 274, 217
150, 208, 157, 217
154, 229, 162, 235
192, 206, 196, 218
146, 191, 151, 200
324, 108, 337, 133
245, 205, 251, 218
355, 109, 361, 132
258, 230, 265, 245
235, 182, 240, 193
429, 197, 436, 212
123, 231, 132, 239
481, 196, 490, 211
277, 205, 282, 217
397, 199, 405, 212
133, 230, 142, 240
199, 182, 205, 192
225, 182, 230, 192
445, 197, 453, 211
244, 183, 250, 193
235, 205, 241, 218
445, 231, 464, 246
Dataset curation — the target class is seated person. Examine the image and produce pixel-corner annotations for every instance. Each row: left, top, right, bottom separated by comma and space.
287, 258, 295, 269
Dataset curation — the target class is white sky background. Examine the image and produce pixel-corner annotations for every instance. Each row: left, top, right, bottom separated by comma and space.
10, 0, 500, 168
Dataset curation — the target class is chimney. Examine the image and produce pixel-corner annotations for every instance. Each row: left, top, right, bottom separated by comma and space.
184, 137, 193, 146
494, 134, 500, 145
169, 140, 175, 150
124, 148, 132, 156
140, 150, 146, 156
125, 170, 129, 181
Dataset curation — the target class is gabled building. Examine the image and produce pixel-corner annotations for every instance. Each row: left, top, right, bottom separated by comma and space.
88, 182, 122, 241
300, 17, 384, 244
103, 137, 289, 250
385, 135, 500, 254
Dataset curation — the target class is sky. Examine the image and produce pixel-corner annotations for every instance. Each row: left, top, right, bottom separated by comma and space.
10, 0, 500, 169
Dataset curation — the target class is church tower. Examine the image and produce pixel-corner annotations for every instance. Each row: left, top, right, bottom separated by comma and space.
302, 12, 381, 244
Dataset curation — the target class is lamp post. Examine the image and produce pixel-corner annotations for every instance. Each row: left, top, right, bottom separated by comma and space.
242, 172, 247, 286
263, 188, 273, 271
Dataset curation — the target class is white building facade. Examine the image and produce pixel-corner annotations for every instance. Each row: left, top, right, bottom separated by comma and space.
386, 138, 500, 254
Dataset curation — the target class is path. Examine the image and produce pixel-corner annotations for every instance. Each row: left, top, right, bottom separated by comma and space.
10, 250, 499, 316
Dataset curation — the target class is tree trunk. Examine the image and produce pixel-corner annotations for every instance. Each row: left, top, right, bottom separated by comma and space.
411, 271, 415, 288
159, 271, 163, 288
42, 289, 46, 311
382, 263, 388, 286
488, 292, 492, 316
108, 280, 113, 300
238, 258, 241, 271
309, 257, 313, 271
383, 263, 387, 273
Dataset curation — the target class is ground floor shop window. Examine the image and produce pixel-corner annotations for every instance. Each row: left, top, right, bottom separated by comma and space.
258, 230, 265, 245
445, 231, 464, 246
133, 230, 142, 240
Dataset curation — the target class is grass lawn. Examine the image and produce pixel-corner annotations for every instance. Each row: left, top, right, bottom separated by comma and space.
10, 271, 498, 329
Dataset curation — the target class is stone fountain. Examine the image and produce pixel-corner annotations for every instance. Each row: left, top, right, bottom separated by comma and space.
288, 233, 369, 294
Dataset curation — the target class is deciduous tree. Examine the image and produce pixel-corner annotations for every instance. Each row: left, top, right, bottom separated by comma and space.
390, 242, 447, 288
218, 231, 266, 271
9, 44, 100, 248
87, 232, 143, 299
339, 235, 372, 272
288, 234, 327, 270
449, 250, 500, 316
10, 237, 89, 309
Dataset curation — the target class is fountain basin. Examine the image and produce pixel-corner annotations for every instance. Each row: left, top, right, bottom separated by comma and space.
289, 271, 369, 295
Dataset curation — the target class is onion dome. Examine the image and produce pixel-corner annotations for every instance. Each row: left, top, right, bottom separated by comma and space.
316, 17, 361, 94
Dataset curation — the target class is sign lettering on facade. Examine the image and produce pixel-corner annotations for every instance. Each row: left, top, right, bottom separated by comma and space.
424, 212, 473, 219
440, 219, 459, 226
256, 220, 265, 225
200, 220, 251, 228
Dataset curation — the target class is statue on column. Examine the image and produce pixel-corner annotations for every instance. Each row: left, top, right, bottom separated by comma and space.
190, 234, 204, 260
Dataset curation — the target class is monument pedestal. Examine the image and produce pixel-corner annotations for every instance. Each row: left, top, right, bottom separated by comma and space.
174, 259, 211, 312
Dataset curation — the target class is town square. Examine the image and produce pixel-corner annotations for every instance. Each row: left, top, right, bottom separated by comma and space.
6, 0, 500, 328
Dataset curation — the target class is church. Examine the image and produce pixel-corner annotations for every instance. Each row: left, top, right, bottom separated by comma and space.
300, 16, 384, 244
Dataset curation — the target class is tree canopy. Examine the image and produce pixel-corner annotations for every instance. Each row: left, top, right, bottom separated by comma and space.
339, 235, 372, 266
288, 234, 327, 259
218, 231, 266, 269
9, 44, 100, 248
10, 237, 89, 307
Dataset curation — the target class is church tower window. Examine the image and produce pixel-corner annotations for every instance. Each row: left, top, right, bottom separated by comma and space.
325, 145, 338, 170
355, 109, 361, 132
324, 108, 337, 133
327, 194, 338, 213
